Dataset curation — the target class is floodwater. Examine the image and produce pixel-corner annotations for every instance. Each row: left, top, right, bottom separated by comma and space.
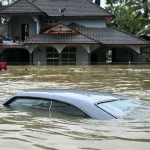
0, 65, 150, 150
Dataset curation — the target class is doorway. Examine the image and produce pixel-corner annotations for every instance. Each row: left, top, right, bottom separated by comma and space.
2, 48, 30, 65
21, 24, 29, 41
90, 53, 98, 65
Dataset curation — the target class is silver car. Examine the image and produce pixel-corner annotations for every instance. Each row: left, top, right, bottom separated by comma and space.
3, 89, 140, 119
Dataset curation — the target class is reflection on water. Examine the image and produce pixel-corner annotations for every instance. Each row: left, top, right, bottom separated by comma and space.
0, 65, 150, 150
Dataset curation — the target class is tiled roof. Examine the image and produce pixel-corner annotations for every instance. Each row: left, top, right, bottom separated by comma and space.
0, 0, 43, 14
0, 24, 8, 39
32, 0, 113, 17
25, 33, 98, 44
0, 0, 113, 17
25, 23, 150, 45
69, 23, 150, 45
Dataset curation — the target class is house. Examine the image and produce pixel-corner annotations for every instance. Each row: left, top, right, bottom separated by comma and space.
0, 0, 149, 65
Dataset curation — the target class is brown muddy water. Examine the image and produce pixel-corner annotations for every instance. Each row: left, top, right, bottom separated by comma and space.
0, 65, 150, 150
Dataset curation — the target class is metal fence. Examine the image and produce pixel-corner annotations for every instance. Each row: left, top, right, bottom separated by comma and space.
3, 61, 150, 66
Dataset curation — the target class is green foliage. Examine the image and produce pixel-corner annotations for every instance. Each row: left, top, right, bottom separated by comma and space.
106, 0, 150, 35
0, 1, 2, 24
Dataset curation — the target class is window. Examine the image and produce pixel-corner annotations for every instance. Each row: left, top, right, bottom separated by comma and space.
97, 99, 140, 118
62, 47, 76, 65
53, 20, 59, 24
106, 50, 112, 64
44, 20, 59, 24
48, 20, 53, 24
9, 97, 88, 118
44, 20, 49, 24
46, 47, 59, 65
10, 98, 51, 109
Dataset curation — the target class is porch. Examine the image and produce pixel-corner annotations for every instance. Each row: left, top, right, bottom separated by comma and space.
0, 44, 146, 65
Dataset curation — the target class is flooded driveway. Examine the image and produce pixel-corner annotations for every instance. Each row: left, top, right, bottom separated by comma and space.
0, 65, 150, 150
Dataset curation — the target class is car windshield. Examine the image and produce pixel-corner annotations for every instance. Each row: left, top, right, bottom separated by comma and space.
97, 99, 140, 118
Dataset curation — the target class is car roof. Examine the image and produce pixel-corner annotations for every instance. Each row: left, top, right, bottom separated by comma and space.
3, 89, 125, 119
16, 89, 121, 103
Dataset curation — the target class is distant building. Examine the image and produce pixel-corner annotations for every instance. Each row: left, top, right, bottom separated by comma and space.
0, 0, 149, 65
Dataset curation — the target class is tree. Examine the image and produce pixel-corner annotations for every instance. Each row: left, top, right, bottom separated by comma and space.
0, 0, 18, 23
106, 0, 150, 35
0, 1, 3, 24
1, 0, 17, 5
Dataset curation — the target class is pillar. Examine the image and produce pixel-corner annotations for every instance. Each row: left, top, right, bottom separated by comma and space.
138, 53, 141, 64
32, 16, 40, 34
88, 53, 91, 65
29, 52, 33, 65
59, 53, 62, 65
37, 19, 40, 34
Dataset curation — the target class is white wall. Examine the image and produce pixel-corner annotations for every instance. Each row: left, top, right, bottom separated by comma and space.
76, 46, 88, 65
33, 47, 46, 65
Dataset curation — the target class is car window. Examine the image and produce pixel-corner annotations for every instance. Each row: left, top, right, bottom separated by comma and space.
97, 99, 140, 117
9, 98, 51, 109
51, 101, 88, 117
9, 97, 88, 117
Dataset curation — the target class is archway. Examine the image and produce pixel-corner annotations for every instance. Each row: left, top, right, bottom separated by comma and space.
61, 45, 88, 65
1, 48, 29, 65
90, 46, 141, 64
46, 47, 59, 65
111, 47, 140, 63
90, 47, 105, 65
32, 46, 59, 65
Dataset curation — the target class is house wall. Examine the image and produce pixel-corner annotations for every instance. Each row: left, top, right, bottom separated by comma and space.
140, 54, 148, 62
76, 46, 88, 65
32, 46, 89, 65
9, 15, 36, 40
141, 47, 150, 62
4, 0, 107, 36
33, 47, 46, 65
60, 18, 106, 28
8, 15, 106, 38
40, 17, 106, 28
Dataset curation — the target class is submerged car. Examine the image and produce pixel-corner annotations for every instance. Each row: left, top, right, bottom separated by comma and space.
3, 89, 140, 119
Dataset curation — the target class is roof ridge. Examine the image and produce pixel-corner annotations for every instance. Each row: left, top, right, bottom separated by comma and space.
80, 31, 101, 43
112, 27, 150, 44
27, 0, 45, 14
68, 22, 101, 43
